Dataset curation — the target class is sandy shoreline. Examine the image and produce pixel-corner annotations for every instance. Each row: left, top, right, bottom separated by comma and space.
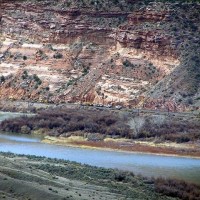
0, 101, 199, 159
42, 136, 200, 159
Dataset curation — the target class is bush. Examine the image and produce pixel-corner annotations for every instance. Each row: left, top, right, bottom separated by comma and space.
0, 75, 5, 83
33, 74, 42, 85
122, 59, 136, 68
53, 52, 63, 59
137, 117, 200, 142
0, 108, 132, 139
154, 177, 200, 200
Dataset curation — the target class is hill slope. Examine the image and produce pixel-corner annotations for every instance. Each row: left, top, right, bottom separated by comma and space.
0, 0, 200, 111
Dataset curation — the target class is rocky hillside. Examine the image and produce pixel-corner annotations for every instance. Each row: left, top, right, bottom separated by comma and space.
0, 0, 200, 111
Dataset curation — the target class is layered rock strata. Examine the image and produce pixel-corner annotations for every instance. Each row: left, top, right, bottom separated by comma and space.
1, 1, 198, 111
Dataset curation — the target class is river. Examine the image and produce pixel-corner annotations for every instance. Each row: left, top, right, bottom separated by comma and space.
0, 112, 200, 185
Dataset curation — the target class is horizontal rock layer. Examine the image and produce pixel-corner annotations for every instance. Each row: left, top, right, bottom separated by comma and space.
0, 1, 199, 111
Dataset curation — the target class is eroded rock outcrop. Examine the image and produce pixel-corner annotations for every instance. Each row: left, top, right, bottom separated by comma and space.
0, 0, 199, 111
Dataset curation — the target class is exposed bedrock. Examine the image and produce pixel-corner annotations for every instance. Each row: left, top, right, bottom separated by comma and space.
0, 1, 199, 111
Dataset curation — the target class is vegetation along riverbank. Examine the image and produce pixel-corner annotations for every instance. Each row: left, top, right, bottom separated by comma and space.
0, 107, 200, 158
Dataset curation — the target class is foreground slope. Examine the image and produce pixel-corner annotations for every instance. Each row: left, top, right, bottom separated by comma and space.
1, 152, 200, 200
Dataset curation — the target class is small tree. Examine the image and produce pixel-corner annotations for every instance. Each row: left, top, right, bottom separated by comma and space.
0, 75, 5, 83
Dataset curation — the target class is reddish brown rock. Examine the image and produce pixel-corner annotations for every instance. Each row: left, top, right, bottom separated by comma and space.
0, 1, 197, 111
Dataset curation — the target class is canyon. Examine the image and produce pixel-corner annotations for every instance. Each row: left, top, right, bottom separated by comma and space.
0, 0, 200, 111
0, 2, 200, 199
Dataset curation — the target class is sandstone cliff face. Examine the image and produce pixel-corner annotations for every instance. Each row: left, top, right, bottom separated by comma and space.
0, 0, 199, 111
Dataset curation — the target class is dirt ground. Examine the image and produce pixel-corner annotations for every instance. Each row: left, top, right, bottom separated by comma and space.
0, 154, 126, 200
0, 153, 176, 200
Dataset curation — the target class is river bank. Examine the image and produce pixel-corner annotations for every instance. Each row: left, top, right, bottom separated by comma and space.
0, 152, 157, 200
42, 135, 200, 159
0, 152, 200, 200
1, 132, 200, 186
0, 103, 200, 159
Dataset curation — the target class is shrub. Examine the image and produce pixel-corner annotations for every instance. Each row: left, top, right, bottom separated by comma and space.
0, 108, 132, 139
154, 177, 200, 200
53, 52, 63, 59
137, 117, 200, 142
33, 74, 42, 85
122, 59, 136, 68
0, 75, 5, 83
